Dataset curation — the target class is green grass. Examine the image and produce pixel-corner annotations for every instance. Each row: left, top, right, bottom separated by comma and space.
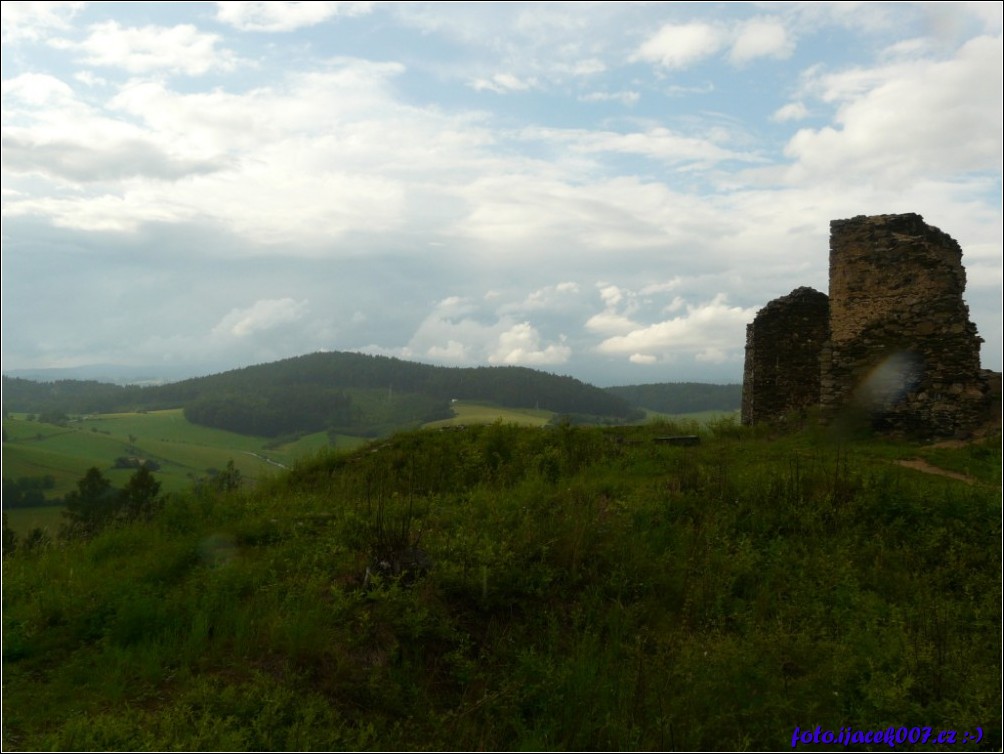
423, 400, 555, 428
644, 408, 741, 425
3, 419, 1000, 751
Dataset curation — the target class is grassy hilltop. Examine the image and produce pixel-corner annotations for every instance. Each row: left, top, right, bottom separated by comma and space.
2, 418, 1000, 751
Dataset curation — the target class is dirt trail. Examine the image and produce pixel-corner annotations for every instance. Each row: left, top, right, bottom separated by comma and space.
893, 458, 974, 484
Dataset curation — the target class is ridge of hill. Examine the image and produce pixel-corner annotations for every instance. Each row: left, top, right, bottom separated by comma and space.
2, 352, 639, 438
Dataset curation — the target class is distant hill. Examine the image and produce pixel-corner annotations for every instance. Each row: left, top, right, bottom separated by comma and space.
3, 352, 640, 438
605, 382, 741, 414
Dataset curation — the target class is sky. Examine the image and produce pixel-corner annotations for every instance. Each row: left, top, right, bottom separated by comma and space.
2, 1, 1001, 387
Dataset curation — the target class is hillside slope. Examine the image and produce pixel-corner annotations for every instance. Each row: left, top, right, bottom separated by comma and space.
3, 422, 1000, 751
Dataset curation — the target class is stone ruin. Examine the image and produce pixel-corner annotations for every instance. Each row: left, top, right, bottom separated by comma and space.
742, 213, 1000, 439
741, 287, 829, 426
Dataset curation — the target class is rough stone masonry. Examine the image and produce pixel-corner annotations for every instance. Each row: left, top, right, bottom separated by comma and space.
742, 213, 1000, 438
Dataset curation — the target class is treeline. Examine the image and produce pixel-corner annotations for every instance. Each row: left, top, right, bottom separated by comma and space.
605, 381, 741, 414
2, 476, 56, 508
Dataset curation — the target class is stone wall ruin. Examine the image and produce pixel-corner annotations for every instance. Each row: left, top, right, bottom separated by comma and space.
742, 213, 1000, 439
741, 287, 829, 426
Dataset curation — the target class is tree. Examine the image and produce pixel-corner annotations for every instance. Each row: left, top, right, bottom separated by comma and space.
61, 467, 118, 538
120, 465, 163, 522
212, 460, 242, 493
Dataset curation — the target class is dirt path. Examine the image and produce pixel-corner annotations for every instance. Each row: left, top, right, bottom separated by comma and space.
894, 458, 975, 484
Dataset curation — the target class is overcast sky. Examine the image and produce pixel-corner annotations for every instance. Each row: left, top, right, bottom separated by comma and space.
2, 1, 1001, 386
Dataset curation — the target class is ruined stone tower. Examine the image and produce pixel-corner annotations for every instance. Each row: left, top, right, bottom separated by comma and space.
820, 213, 989, 437
741, 287, 829, 425
742, 213, 997, 438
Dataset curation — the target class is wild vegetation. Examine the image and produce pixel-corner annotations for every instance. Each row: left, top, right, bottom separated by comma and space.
3, 417, 1000, 751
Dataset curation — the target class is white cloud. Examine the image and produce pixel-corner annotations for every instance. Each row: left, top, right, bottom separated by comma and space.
213, 298, 309, 338
2, 132, 227, 182
2, 192, 194, 231
2, 72, 74, 105
579, 90, 640, 106
596, 293, 756, 364
2, 74, 230, 183
664, 82, 715, 96
772, 102, 809, 122
784, 35, 1003, 184
2, 62, 480, 242
561, 126, 761, 167
585, 310, 638, 336
633, 22, 723, 69
557, 59, 607, 76
962, 1, 1003, 32
215, 1, 373, 32
489, 322, 571, 366
73, 70, 109, 88
640, 279, 682, 296
629, 353, 657, 365
1, 1, 83, 43
49, 21, 238, 75
729, 18, 793, 64
636, 16, 793, 70
515, 282, 581, 311
426, 339, 471, 364
599, 284, 626, 308
470, 73, 535, 93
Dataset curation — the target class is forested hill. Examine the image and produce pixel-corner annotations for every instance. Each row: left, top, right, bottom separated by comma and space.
156, 352, 634, 415
2, 352, 639, 437
604, 382, 741, 414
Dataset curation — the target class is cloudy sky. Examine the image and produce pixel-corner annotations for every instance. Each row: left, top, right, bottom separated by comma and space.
2, 1, 1001, 386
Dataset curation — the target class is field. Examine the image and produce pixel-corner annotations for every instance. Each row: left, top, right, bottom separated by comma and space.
4, 411, 280, 498
2, 410, 372, 534
423, 400, 555, 428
